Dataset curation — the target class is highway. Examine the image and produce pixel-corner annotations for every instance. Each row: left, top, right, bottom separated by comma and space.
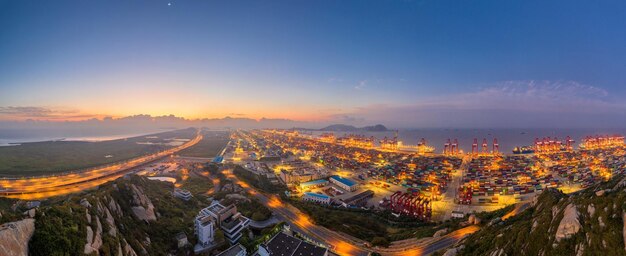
0, 130, 203, 200
223, 168, 481, 256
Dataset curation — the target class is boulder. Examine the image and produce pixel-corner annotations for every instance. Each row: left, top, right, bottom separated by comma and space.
443, 247, 459, 256
587, 204, 595, 217
0, 218, 35, 256
468, 214, 481, 225
433, 228, 448, 238
623, 212, 626, 252
80, 198, 92, 208
555, 204, 581, 242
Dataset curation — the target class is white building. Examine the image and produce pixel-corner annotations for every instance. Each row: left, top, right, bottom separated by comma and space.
217, 243, 247, 256
303, 192, 331, 204
194, 215, 215, 246
197, 202, 250, 244
174, 188, 192, 201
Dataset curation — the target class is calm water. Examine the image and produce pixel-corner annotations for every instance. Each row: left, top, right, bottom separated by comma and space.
0, 129, 160, 146
307, 128, 626, 153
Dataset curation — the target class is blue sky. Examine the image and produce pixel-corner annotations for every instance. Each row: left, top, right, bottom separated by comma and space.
1, 0, 626, 127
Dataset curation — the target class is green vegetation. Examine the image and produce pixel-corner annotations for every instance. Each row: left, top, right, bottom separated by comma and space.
179, 175, 213, 200
0, 128, 196, 176
222, 197, 272, 221
232, 165, 287, 193
238, 222, 285, 253
287, 198, 462, 245
177, 130, 230, 158
29, 205, 88, 256
459, 176, 626, 256
27, 176, 213, 256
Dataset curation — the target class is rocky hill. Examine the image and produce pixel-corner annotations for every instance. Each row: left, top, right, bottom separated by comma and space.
21, 175, 214, 256
0, 218, 35, 256
449, 175, 626, 256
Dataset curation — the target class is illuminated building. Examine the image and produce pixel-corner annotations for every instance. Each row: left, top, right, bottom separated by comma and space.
299, 179, 329, 190
302, 192, 331, 204
329, 175, 359, 192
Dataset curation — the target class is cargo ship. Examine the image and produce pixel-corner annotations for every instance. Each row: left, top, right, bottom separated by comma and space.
512, 146, 535, 154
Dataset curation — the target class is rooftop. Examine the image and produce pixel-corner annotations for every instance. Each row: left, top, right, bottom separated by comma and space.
175, 232, 187, 240
265, 232, 327, 256
265, 232, 301, 256
330, 175, 357, 186
216, 243, 246, 256
221, 214, 246, 230
197, 216, 214, 227
300, 179, 328, 187
342, 190, 374, 204
304, 192, 330, 200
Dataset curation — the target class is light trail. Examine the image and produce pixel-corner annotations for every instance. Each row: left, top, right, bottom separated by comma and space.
0, 130, 203, 200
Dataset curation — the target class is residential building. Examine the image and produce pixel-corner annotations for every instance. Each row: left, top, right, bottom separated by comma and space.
198, 202, 250, 244
194, 215, 215, 246
173, 188, 192, 201
175, 232, 188, 248
216, 243, 247, 256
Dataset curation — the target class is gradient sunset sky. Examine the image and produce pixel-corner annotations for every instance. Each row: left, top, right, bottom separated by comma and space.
1, 0, 626, 127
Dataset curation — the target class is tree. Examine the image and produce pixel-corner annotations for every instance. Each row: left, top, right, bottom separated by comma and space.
370, 237, 389, 247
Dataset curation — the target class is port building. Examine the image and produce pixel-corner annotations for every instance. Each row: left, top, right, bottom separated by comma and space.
341, 190, 374, 207
299, 179, 329, 190
329, 175, 358, 192
302, 192, 331, 204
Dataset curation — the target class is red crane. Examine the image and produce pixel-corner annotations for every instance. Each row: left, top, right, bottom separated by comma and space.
481, 138, 488, 153
472, 138, 478, 155
493, 138, 499, 154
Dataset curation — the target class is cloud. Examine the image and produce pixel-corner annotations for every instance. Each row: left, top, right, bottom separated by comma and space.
354, 80, 367, 90
343, 80, 626, 128
326, 114, 366, 124
0, 106, 99, 120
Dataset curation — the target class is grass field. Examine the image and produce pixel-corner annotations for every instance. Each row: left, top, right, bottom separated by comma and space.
0, 128, 197, 176
176, 130, 230, 158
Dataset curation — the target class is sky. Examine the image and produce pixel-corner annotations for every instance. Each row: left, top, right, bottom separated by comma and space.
1, 0, 626, 128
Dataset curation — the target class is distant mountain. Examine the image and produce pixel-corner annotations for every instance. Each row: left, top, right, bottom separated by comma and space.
315, 124, 389, 132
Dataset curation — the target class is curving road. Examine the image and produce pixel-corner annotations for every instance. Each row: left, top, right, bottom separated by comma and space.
0, 130, 203, 200
224, 167, 481, 256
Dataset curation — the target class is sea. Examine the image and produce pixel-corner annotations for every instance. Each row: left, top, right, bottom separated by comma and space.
2, 127, 625, 153
0, 129, 159, 146
306, 128, 626, 153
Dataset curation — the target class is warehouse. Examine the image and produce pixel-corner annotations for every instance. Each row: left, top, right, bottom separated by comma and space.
299, 179, 329, 190
330, 175, 359, 192
303, 192, 331, 204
